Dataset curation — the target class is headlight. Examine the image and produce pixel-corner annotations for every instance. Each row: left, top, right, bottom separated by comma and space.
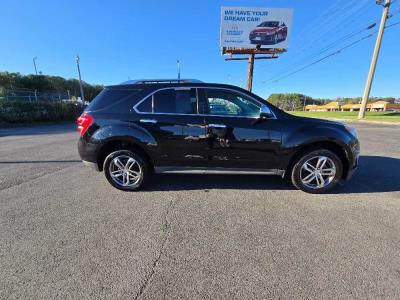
344, 125, 357, 138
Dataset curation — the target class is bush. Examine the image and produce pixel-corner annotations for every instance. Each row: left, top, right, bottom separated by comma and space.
0, 100, 84, 125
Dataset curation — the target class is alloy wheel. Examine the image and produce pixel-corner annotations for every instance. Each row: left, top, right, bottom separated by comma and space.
300, 156, 336, 189
108, 155, 143, 188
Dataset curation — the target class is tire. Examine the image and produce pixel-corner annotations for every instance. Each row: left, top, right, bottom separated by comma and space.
273, 34, 278, 44
103, 149, 150, 191
291, 149, 343, 194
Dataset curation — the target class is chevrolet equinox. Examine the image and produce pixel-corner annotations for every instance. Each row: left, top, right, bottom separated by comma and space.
77, 79, 359, 193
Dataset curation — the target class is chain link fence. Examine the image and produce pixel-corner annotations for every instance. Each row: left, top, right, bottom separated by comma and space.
0, 88, 80, 103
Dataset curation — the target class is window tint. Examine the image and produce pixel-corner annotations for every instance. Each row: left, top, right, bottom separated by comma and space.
175, 89, 197, 114
153, 89, 176, 113
136, 88, 197, 114
203, 89, 259, 117
136, 95, 152, 112
86, 88, 141, 112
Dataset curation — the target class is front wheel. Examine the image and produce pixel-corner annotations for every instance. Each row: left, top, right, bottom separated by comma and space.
272, 33, 278, 44
103, 150, 150, 191
291, 149, 343, 194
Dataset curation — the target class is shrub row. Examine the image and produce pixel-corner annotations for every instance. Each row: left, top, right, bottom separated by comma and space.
0, 100, 84, 125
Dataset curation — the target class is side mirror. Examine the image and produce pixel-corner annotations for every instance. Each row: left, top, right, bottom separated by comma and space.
259, 105, 274, 119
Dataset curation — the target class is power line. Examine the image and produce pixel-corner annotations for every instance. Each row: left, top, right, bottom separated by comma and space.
263, 19, 400, 84
304, 0, 374, 50
268, 34, 375, 84
291, 0, 373, 57
262, 8, 400, 84
385, 19, 400, 27
260, 1, 379, 80
262, 23, 377, 83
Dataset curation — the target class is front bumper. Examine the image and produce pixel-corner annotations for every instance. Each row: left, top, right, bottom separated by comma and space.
249, 34, 274, 43
344, 140, 360, 180
345, 153, 359, 180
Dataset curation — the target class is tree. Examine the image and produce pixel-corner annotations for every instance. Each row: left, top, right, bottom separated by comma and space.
0, 72, 103, 101
266, 93, 321, 111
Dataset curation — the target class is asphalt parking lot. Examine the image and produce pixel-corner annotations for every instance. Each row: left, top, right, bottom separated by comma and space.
1, 122, 399, 299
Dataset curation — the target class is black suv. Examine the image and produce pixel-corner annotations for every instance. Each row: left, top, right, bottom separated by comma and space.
77, 80, 359, 193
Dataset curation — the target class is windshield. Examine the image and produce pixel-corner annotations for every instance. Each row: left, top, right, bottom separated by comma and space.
257, 21, 279, 27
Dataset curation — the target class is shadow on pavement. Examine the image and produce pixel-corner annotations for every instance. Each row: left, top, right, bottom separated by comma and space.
333, 155, 400, 194
148, 173, 295, 192
0, 123, 75, 137
0, 160, 81, 164
145, 155, 400, 194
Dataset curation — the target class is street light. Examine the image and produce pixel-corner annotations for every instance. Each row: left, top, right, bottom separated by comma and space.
33, 57, 38, 75
76, 55, 85, 102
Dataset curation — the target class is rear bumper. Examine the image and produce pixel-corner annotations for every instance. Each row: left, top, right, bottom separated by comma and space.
78, 137, 100, 171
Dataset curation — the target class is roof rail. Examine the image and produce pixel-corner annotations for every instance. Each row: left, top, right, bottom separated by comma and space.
120, 79, 203, 85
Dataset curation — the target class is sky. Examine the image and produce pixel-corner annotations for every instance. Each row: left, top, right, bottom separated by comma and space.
0, 0, 399, 99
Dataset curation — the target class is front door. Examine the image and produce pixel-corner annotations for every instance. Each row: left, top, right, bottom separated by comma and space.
198, 88, 280, 169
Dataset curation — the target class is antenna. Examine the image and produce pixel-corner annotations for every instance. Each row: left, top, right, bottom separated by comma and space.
177, 60, 181, 82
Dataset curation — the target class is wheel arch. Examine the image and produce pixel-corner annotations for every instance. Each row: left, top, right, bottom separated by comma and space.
285, 140, 350, 180
96, 138, 153, 172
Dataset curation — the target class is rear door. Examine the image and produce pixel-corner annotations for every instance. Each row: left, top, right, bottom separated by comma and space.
132, 87, 208, 167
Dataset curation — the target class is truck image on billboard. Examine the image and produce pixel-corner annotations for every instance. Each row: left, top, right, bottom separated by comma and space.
220, 7, 293, 49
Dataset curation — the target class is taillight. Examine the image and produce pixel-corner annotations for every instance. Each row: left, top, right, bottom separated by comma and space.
77, 114, 94, 136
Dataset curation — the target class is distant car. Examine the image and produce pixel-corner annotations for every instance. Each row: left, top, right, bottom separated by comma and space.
77, 79, 359, 194
249, 21, 288, 45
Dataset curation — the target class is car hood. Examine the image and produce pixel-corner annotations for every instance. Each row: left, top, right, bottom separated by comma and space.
293, 115, 345, 127
252, 27, 277, 33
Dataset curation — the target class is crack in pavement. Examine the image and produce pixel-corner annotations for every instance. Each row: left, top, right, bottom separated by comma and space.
134, 197, 178, 300
0, 161, 81, 192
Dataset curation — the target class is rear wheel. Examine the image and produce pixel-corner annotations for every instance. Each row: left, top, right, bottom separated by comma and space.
103, 150, 150, 191
291, 149, 343, 194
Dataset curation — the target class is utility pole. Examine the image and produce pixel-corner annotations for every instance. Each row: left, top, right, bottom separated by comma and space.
33, 57, 38, 75
177, 60, 181, 82
76, 55, 85, 102
358, 0, 391, 119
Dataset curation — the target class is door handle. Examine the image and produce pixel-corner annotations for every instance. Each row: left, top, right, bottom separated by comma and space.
140, 119, 157, 124
208, 123, 226, 128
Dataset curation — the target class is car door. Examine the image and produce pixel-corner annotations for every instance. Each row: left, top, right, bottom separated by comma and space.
132, 87, 208, 167
198, 87, 280, 170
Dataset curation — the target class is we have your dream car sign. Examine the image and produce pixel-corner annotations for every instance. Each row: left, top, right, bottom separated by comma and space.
220, 7, 293, 50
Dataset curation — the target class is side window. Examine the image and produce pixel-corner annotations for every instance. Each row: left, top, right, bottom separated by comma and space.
136, 95, 152, 112
203, 89, 260, 117
173, 89, 197, 114
136, 88, 197, 114
86, 88, 142, 112
153, 89, 176, 113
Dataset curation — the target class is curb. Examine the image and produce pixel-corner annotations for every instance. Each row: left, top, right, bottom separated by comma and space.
326, 118, 400, 126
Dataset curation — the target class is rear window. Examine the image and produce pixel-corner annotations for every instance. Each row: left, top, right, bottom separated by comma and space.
136, 88, 197, 114
85, 88, 142, 112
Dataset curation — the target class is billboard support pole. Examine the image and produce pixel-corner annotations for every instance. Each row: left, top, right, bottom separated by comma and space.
246, 54, 255, 91
222, 47, 286, 93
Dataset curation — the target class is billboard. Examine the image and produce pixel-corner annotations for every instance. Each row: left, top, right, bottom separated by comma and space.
220, 7, 293, 50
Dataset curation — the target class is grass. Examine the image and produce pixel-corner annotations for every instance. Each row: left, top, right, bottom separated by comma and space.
290, 111, 400, 123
